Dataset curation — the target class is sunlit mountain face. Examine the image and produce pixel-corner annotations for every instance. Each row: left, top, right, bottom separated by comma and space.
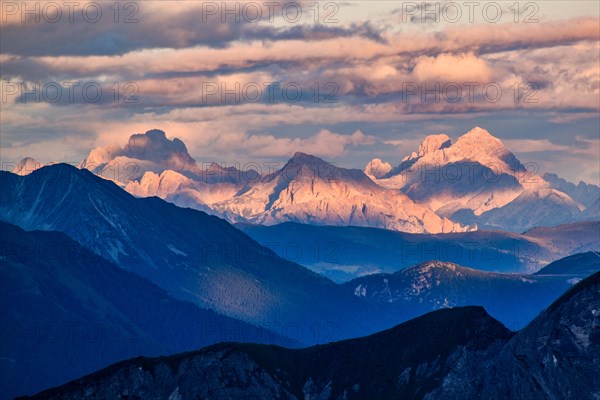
1, 1, 599, 399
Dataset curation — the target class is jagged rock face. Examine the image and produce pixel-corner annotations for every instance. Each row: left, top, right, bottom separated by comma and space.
80, 130, 197, 181
124, 170, 238, 213
11, 157, 43, 175
376, 128, 529, 217
32, 348, 296, 400
81, 129, 194, 169
74, 127, 595, 233
78, 130, 261, 218
472, 187, 584, 232
379, 127, 523, 205
487, 271, 600, 399
213, 152, 470, 234
414, 133, 452, 159
79, 130, 473, 233
123, 129, 195, 167
427, 272, 600, 400
79, 129, 255, 186
375, 127, 595, 232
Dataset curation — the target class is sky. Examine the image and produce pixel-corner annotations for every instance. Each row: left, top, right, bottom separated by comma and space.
1, 0, 599, 184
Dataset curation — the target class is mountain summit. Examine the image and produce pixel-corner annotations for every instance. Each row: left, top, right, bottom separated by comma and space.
212, 153, 470, 233
372, 127, 595, 231
79, 131, 472, 233
414, 133, 451, 158
73, 127, 598, 233
10, 157, 43, 176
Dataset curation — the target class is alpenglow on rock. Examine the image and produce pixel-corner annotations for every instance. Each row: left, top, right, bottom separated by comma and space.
80, 131, 471, 233
373, 127, 597, 232
75, 127, 597, 233
11, 157, 43, 175
211, 152, 470, 233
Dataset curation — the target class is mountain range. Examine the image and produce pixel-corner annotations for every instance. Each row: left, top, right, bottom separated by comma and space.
0, 221, 293, 399
372, 127, 599, 231
3, 207, 596, 397
4, 126, 599, 399
0, 164, 394, 346
239, 221, 600, 281
21, 270, 600, 400
536, 251, 600, 275
15, 127, 598, 233
1, 163, 597, 324
78, 130, 468, 234
342, 257, 599, 329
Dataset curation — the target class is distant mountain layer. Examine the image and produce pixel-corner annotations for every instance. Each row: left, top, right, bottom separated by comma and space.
535, 251, 600, 275
78, 130, 469, 234
239, 221, 600, 281
543, 172, 599, 207
24, 272, 600, 400
342, 259, 599, 330
27, 126, 586, 233
209, 151, 468, 234
0, 221, 292, 400
372, 127, 599, 232
0, 165, 394, 345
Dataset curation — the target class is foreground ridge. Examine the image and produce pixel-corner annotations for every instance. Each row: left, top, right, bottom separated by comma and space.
22, 271, 600, 400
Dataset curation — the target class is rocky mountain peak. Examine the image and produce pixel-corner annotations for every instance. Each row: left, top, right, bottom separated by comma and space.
288, 151, 325, 165
417, 134, 452, 157
279, 152, 341, 181
11, 157, 43, 176
454, 126, 505, 150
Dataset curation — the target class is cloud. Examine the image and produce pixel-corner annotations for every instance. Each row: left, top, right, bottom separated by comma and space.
548, 113, 600, 124
503, 138, 588, 153
3, 16, 597, 79
0, 1, 383, 57
412, 52, 493, 83
209, 129, 377, 158
1, 4, 598, 184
